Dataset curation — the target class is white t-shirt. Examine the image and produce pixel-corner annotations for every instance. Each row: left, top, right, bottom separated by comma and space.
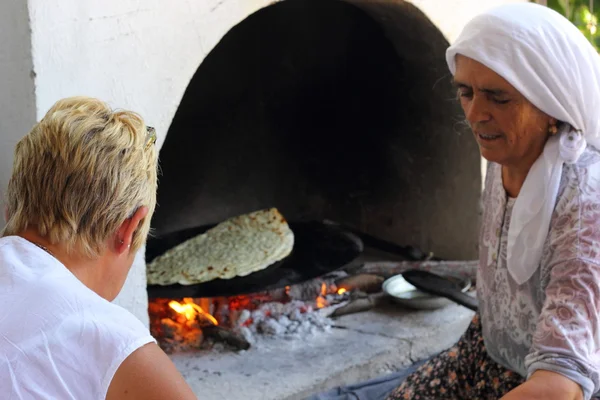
0, 236, 155, 399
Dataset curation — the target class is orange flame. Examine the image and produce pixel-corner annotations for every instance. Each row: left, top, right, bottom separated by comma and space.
316, 296, 327, 309
337, 288, 347, 295
169, 298, 218, 325
314, 283, 330, 309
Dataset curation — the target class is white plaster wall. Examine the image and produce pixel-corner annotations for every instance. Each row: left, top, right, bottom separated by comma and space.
27, 0, 274, 149
26, 0, 273, 325
0, 0, 37, 226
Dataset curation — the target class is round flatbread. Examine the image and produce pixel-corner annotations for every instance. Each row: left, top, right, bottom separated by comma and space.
147, 208, 294, 286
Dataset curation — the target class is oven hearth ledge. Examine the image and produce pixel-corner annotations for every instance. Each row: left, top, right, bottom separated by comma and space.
171, 303, 474, 400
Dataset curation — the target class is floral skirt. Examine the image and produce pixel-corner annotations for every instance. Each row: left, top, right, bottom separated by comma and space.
386, 314, 525, 400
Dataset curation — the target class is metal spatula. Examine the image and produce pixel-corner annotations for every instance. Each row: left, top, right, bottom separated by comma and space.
402, 269, 478, 311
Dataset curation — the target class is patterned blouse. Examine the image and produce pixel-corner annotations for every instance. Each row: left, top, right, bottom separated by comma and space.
479, 147, 600, 400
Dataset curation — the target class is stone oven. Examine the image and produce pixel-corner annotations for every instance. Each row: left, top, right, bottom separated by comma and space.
146, 0, 481, 357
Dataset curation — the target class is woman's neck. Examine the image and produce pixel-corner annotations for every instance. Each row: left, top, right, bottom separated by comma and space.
17, 228, 110, 299
501, 163, 532, 198
500, 137, 549, 198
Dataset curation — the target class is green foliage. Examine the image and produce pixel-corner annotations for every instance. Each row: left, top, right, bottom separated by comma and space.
543, 0, 600, 50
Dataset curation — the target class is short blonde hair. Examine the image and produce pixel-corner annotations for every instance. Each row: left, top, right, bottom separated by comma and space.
3, 96, 158, 257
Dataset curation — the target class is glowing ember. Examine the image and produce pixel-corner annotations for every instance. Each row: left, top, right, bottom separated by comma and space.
169, 298, 218, 325
315, 296, 327, 309
150, 280, 342, 353
314, 283, 330, 309
337, 288, 347, 295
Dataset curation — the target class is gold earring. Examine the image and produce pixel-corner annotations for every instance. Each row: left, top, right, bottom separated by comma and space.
548, 123, 558, 135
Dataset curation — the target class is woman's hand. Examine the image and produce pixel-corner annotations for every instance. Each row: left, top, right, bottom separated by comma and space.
501, 370, 583, 400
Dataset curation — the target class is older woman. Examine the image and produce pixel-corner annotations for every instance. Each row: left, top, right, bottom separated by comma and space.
0, 97, 196, 399
387, 3, 600, 400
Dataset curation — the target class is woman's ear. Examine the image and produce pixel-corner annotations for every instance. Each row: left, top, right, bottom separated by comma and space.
115, 206, 149, 254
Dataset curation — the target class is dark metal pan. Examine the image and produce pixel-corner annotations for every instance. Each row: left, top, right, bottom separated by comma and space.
146, 221, 363, 298
323, 220, 441, 261
402, 269, 478, 311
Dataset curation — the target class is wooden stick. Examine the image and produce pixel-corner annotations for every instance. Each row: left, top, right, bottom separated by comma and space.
359, 260, 478, 280
330, 296, 374, 317
203, 325, 251, 351
335, 274, 384, 294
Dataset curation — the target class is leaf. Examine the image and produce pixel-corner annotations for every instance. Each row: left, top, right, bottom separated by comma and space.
544, 0, 600, 51
546, 0, 567, 16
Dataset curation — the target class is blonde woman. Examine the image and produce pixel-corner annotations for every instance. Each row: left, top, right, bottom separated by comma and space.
0, 97, 196, 399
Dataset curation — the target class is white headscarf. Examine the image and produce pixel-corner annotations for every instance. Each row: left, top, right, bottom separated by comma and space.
446, 3, 600, 285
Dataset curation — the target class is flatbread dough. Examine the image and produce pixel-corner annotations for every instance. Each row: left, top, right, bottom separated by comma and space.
147, 208, 294, 286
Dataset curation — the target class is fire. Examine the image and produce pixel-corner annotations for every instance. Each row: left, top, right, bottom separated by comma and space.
315, 296, 327, 309
337, 288, 347, 295
169, 298, 218, 325
315, 283, 329, 309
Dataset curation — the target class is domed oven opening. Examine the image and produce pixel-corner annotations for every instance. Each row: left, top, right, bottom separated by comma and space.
146, 0, 480, 352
